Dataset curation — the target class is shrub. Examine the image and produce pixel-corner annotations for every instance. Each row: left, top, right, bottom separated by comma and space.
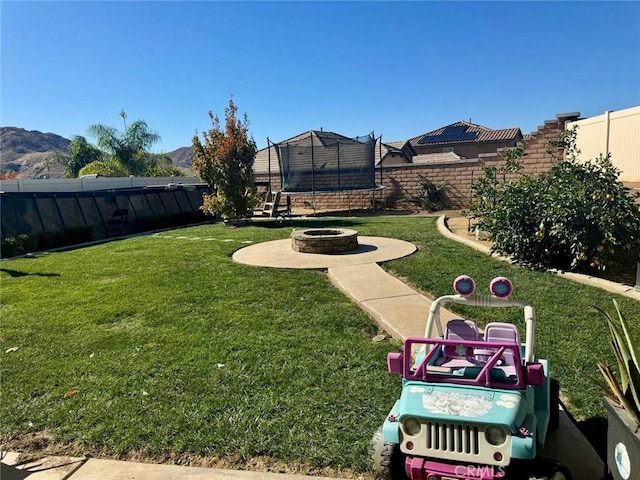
468, 128, 640, 272
1, 237, 18, 258
414, 174, 447, 211
192, 97, 259, 220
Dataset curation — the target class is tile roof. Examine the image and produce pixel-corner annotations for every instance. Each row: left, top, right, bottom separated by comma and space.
412, 152, 467, 164
254, 144, 281, 175
408, 121, 522, 148
375, 140, 412, 165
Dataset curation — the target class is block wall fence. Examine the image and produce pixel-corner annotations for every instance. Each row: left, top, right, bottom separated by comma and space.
255, 113, 578, 212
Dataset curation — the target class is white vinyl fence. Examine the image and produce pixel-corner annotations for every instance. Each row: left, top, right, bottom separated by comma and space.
566, 106, 640, 182
0, 175, 205, 193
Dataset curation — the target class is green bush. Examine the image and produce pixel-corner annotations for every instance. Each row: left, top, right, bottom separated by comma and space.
468, 129, 640, 272
414, 174, 447, 211
1, 228, 93, 258
1, 237, 18, 258
1, 234, 37, 258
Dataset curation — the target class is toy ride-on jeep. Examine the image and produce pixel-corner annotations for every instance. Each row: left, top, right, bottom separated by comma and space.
370, 276, 570, 480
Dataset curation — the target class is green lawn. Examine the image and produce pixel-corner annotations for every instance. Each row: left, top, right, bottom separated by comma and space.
1, 216, 637, 474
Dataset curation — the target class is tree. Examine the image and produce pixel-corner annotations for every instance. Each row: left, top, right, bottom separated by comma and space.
50, 135, 103, 177
86, 112, 163, 176
192, 98, 258, 220
145, 153, 186, 177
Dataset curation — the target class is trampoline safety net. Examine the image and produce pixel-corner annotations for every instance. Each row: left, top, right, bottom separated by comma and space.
274, 131, 376, 193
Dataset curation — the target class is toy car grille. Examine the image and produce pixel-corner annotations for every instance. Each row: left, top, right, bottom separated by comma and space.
425, 422, 480, 454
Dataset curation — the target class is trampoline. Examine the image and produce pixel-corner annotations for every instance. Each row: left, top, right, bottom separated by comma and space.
266, 130, 384, 211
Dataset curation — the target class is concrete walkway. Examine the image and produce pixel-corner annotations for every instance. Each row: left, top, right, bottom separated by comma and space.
0, 452, 337, 480
1, 217, 607, 479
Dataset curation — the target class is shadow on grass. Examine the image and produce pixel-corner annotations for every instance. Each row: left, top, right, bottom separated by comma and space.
0, 268, 60, 278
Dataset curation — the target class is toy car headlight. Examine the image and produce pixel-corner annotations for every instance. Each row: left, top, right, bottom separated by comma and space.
402, 417, 421, 436
453, 275, 475, 296
489, 277, 513, 298
485, 426, 508, 446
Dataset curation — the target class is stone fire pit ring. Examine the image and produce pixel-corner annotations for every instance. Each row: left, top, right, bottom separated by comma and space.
291, 228, 358, 254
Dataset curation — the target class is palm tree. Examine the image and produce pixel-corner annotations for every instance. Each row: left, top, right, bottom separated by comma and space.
49, 135, 103, 177
87, 112, 161, 176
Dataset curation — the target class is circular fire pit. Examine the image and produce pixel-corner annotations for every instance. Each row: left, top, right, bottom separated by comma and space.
291, 228, 358, 254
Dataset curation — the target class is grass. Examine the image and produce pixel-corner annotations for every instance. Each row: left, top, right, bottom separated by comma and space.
1, 216, 638, 473
374, 217, 639, 420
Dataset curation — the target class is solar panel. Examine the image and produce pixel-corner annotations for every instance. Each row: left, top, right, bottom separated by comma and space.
418, 131, 478, 144
442, 125, 468, 134
417, 124, 480, 144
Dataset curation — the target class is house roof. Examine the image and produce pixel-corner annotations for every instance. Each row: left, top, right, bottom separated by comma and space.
408, 121, 522, 148
273, 130, 370, 147
254, 144, 281, 175
412, 152, 467, 164
375, 141, 405, 165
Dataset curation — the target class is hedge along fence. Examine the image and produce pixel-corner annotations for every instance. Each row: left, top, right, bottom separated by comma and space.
0, 185, 212, 257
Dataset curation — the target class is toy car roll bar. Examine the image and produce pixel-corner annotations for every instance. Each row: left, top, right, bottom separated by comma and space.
424, 277, 536, 364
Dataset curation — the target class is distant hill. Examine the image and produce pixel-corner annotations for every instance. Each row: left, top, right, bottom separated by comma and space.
1, 127, 70, 178
166, 146, 193, 171
0, 127, 194, 178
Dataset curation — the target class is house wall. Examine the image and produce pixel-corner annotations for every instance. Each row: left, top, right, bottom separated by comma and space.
380, 152, 410, 166
566, 106, 640, 182
256, 113, 576, 211
412, 139, 521, 158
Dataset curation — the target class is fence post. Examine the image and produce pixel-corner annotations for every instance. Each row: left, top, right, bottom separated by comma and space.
605, 110, 611, 156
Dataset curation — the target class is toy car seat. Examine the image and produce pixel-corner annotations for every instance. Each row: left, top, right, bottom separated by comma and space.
437, 319, 482, 367
481, 322, 521, 375
446, 319, 481, 342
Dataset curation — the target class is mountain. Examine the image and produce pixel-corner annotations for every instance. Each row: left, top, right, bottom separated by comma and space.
0, 127, 194, 178
1, 127, 70, 178
166, 146, 193, 171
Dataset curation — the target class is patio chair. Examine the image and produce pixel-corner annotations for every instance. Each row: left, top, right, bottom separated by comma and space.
107, 208, 129, 236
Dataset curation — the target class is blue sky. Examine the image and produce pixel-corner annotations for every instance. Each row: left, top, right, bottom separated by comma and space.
2, 1, 639, 153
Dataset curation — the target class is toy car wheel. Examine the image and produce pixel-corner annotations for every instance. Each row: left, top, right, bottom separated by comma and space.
528, 458, 573, 480
369, 426, 405, 480
549, 378, 560, 431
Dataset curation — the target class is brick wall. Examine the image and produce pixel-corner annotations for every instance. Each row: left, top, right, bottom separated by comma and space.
256, 113, 580, 212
